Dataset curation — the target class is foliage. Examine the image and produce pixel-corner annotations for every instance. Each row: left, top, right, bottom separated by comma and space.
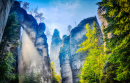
22, 2, 30, 10
19, 1, 44, 22
0, 13, 19, 53
0, 13, 19, 82
97, 0, 130, 82
33, 7, 45, 22
0, 52, 15, 82
18, 1, 30, 11
21, 72, 41, 83
50, 62, 62, 83
35, 12, 45, 22
77, 22, 109, 83
0, 13, 19, 59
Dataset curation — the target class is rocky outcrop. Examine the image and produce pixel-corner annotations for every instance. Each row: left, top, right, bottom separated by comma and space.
98, 6, 109, 74
59, 36, 73, 83
35, 23, 51, 82
50, 29, 62, 76
97, 6, 108, 32
97, 6, 115, 83
0, 0, 14, 43
10, 1, 37, 42
70, 16, 101, 83
97, 6, 112, 49
58, 16, 101, 83
9, 1, 51, 83
35, 23, 47, 55
97, 6, 112, 38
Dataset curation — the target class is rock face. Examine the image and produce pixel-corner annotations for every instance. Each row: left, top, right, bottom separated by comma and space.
97, 6, 108, 31
35, 23, 51, 83
10, 1, 37, 42
97, 6, 112, 49
50, 29, 62, 76
35, 23, 47, 55
58, 16, 101, 83
97, 6, 113, 82
0, 0, 14, 43
70, 16, 101, 83
10, 1, 51, 83
59, 36, 73, 83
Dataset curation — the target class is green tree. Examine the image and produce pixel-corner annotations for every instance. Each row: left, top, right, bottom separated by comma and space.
0, 13, 19, 56
50, 62, 62, 83
77, 22, 109, 83
0, 13, 19, 82
97, 0, 130, 82
21, 72, 41, 83
0, 52, 16, 83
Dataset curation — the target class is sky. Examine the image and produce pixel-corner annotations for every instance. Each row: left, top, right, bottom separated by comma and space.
18, 0, 102, 53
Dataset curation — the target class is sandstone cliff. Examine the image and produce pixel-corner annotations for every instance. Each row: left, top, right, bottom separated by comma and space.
0, 0, 14, 43
58, 16, 101, 83
97, 5, 113, 82
9, 1, 51, 82
59, 36, 73, 83
50, 29, 62, 76
35, 23, 51, 82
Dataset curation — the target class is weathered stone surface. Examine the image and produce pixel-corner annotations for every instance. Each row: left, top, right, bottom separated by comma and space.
35, 23, 51, 83
50, 29, 62, 76
70, 16, 101, 83
98, 5, 119, 83
59, 36, 73, 83
10, 1, 51, 83
97, 5, 117, 83
0, 0, 14, 43
35, 23, 47, 55
97, 6, 112, 50
10, 1, 38, 43
58, 16, 101, 83
97, 6, 110, 74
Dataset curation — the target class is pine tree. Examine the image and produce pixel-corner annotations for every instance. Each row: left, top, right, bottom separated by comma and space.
97, 0, 130, 81
0, 13, 19, 82
77, 22, 109, 83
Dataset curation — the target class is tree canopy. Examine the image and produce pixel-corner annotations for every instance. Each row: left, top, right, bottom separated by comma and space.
77, 22, 109, 83
0, 13, 19, 83
97, 0, 130, 81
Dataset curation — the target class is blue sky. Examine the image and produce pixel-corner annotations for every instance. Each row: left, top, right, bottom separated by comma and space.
18, 0, 102, 53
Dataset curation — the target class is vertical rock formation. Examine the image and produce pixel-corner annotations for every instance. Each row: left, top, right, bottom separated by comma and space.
9, 1, 51, 83
0, 0, 14, 43
59, 36, 73, 83
97, 6, 112, 51
97, 6, 108, 33
35, 23, 51, 83
58, 16, 101, 83
10, 1, 37, 43
35, 23, 46, 56
10, 2, 38, 77
97, 5, 114, 82
50, 29, 62, 76
70, 16, 101, 83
